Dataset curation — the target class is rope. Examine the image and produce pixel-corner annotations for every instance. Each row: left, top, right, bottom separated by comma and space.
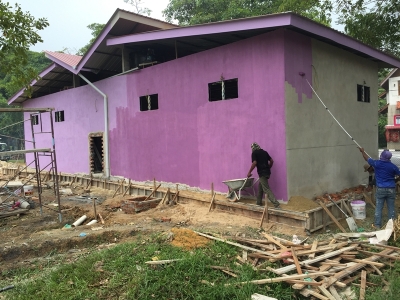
305, 78, 370, 158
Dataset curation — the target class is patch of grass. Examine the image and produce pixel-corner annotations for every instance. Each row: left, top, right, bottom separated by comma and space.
1, 234, 296, 300
366, 261, 400, 300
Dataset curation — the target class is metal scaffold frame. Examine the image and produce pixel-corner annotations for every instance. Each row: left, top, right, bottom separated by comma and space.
0, 107, 62, 221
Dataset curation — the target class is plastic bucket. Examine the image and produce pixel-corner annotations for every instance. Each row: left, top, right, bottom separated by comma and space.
20, 200, 30, 209
350, 200, 366, 220
23, 185, 33, 196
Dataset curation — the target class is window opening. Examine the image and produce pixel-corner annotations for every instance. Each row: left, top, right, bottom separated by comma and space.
32, 115, 39, 125
357, 84, 370, 103
139, 94, 158, 111
89, 135, 103, 173
55, 110, 65, 122
208, 77, 238, 102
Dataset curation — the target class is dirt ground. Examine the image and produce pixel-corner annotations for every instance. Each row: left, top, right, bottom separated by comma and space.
0, 174, 389, 276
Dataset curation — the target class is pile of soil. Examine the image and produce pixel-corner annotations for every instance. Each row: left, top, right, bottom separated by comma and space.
170, 228, 210, 250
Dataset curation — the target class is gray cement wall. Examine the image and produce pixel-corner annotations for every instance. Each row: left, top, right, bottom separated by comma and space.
285, 39, 378, 199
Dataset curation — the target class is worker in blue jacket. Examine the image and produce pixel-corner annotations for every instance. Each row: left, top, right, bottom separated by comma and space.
358, 148, 400, 228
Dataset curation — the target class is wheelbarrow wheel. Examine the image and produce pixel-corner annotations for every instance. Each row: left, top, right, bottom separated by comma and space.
226, 190, 238, 202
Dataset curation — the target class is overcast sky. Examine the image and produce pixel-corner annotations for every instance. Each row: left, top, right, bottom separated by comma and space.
8, 0, 171, 54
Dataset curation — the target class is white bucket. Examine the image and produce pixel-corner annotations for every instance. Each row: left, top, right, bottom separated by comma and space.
20, 200, 30, 209
23, 185, 33, 196
350, 200, 366, 220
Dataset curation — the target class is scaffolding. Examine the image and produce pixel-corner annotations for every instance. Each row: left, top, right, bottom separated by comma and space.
0, 108, 62, 221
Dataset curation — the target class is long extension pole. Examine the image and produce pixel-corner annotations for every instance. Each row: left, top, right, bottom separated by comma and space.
305, 78, 370, 158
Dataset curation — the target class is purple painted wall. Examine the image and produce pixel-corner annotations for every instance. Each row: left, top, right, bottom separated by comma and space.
109, 30, 288, 200
23, 76, 127, 173
284, 30, 312, 102
23, 29, 289, 200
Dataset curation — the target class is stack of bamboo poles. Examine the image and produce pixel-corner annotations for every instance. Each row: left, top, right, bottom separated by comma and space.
196, 231, 399, 300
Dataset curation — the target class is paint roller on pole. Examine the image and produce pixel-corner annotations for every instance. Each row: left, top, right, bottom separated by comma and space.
299, 72, 370, 158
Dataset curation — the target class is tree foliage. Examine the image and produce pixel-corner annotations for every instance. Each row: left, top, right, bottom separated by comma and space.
77, 23, 105, 56
335, 0, 400, 57
0, 51, 51, 149
124, 0, 152, 16
163, 0, 332, 26
0, 1, 49, 93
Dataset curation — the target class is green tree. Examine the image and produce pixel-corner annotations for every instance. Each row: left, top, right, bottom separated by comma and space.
124, 0, 152, 16
163, 0, 332, 26
77, 23, 105, 56
335, 0, 400, 57
0, 1, 49, 93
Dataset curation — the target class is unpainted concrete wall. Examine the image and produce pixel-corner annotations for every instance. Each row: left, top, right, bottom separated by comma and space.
285, 39, 378, 199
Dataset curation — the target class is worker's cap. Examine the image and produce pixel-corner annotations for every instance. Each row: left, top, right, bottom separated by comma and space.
363, 164, 371, 172
380, 150, 392, 162
251, 143, 261, 151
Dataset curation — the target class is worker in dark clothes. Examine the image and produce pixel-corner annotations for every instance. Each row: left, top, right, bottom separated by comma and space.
363, 163, 375, 188
358, 148, 400, 228
247, 142, 281, 209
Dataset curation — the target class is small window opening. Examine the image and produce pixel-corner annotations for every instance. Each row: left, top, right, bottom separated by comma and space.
55, 110, 65, 122
90, 135, 103, 173
32, 115, 39, 125
209, 78, 238, 102
139, 94, 158, 111
357, 84, 370, 103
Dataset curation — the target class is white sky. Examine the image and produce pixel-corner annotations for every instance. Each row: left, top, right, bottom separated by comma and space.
7, 0, 171, 53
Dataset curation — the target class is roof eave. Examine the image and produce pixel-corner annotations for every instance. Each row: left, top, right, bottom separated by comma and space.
8, 63, 57, 105
75, 9, 178, 72
107, 12, 400, 69
107, 13, 292, 46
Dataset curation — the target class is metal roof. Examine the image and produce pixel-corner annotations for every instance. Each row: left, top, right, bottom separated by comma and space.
107, 12, 400, 69
44, 51, 82, 68
9, 10, 400, 105
9, 63, 77, 104
9, 9, 178, 105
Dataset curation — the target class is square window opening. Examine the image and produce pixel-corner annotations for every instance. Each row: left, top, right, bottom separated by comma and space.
357, 84, 370, 103
32, 115, 39, 125
139, 94, 158, 111
55, 110, 65, 122
208, 78, 238, 102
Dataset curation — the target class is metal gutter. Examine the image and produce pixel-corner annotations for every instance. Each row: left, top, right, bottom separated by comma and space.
78, 73, 110, 178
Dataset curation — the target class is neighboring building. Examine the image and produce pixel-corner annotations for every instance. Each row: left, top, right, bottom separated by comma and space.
8, 10, 400, 201
380, 68, 400, 149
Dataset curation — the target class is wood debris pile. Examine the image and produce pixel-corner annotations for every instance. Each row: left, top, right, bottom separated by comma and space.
197, 231, 399, 300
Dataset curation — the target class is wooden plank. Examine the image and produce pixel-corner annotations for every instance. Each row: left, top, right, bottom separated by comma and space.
208, 192, 216, 212
300, 289, 329, 300
262, 233, 287, 250
194, 231, 278, 258
0, 209, 29, 218
291, 247, 302, 275
231, 272, 330, 285
144, 184, 161, 201
274, 245, 358, 275
260, 195, 269, 227
318, 201, 346, 232
112, 180, 123, 198
309, 240, 318, 259
363, 192, 376, 209
326, 249, 393, 287
328, 286, 342, 300
123, 179, 132, 197
318, 285, 336, 300
341, 199, 356, 219
360, 270, 366, 300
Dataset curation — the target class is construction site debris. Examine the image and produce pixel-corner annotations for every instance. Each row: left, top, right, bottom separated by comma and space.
193, 227, 398, 299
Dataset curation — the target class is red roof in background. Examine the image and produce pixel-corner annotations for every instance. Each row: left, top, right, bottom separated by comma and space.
44, 51, 82, 67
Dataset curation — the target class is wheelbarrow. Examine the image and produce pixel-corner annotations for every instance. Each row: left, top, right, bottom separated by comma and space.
222, 177, 258, 202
